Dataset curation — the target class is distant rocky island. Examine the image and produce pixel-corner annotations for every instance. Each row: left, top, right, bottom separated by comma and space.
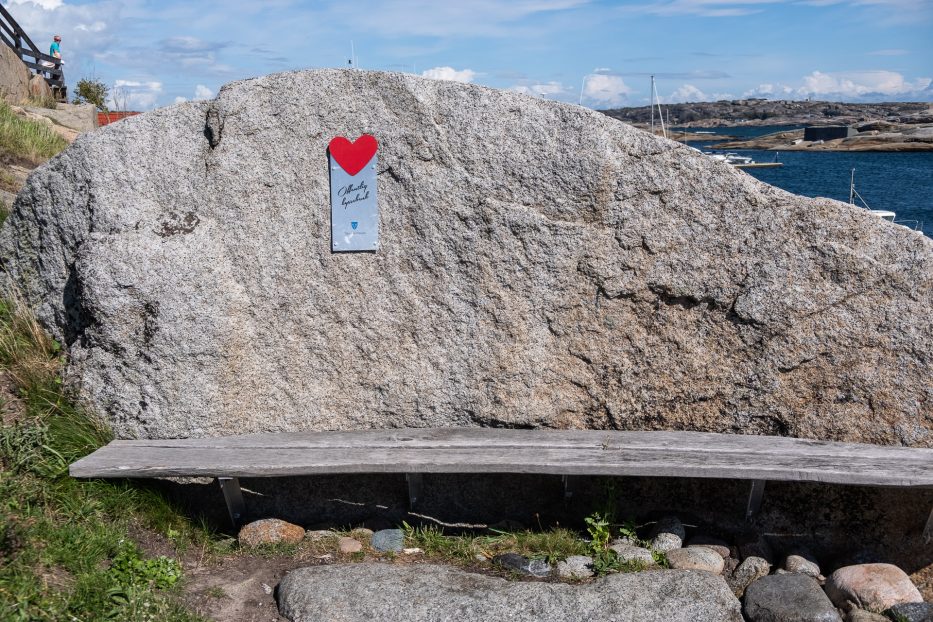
601, 99, 933, 151
601, 99, 932, 127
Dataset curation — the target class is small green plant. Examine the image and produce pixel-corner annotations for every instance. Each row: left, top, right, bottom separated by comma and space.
651, 549, 670, 568
584, 512, 611, 554
109, 540, 182, 589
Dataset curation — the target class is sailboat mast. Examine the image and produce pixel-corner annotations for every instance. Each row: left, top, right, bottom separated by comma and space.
650, 75, 655, 134
849, 169, 855, 204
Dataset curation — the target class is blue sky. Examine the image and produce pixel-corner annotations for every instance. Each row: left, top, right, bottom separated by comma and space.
4, 0, 932, 110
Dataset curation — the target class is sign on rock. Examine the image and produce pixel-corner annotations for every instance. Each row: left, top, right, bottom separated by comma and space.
329, 134, 379, 252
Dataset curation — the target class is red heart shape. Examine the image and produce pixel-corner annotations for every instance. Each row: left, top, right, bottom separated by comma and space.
328, 134, 378, 176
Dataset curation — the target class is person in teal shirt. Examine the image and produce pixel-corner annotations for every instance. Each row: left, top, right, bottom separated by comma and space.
49, 35, 61, 60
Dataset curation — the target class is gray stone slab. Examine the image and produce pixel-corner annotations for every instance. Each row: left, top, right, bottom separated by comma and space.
744, 574, 842, 622
277, 563, 743, 622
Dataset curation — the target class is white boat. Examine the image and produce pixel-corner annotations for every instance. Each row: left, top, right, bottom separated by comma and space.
704, 151, 782, 169
849, 168, 922, 230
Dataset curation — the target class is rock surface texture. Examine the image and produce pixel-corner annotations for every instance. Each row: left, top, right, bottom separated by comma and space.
276, 563, 743, 622
2, 69, 932, 441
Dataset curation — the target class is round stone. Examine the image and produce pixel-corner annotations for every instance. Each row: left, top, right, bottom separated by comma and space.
825, 564, 923, 612
784, 552, 821, 579
687, 535, 731, 559
338, 536, 363, 554
666, 547, 725, 574
557, 555, 594, 579
371, 529, 405, 553
610, 544, 655, 566
238, 518, 305, 548
727, 556, 770, 598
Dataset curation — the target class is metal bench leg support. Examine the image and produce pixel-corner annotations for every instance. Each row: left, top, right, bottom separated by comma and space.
745, 480, 766, 521
218, 477, 245, 529
924, 505, 933, 545
562, 475, 580, 502
406, 473, 423, 510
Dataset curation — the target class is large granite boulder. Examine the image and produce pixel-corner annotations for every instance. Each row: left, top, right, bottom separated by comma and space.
1, 69, 931, 441
277, 563, 743, 622
0, 43, 32, 105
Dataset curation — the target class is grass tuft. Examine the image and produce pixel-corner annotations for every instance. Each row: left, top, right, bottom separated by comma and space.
0, 100, 69, 166
0, 291, 209, 621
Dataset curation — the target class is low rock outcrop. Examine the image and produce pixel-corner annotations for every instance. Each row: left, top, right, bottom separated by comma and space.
1, 69, 931, 442
277, 564, 743, 622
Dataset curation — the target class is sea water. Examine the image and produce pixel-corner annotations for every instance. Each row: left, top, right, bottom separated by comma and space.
681, 126, 933, 238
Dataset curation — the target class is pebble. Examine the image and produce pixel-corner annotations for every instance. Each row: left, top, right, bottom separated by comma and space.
238, 518, 306, 548
610, 543, 655, 566
650, 516, 685, 553
338, 537, 363, 554
666, 547, 725, 574
351, 528, 375, 539
261, 583, 273, 595
403, 548, 424, 555
783, 550, 822, 579
687, 535, 731, 559
743, 573, 842, 622
557, 555, 594, 579
492, 553, 552, 577
883, 602, 933, 622
824, 564, 923, 612
727, 556, 770, 598
371, 529, 405, 553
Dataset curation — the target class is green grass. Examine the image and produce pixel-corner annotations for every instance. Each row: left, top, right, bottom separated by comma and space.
0, 293, 209, 621
0, 100, 69, 166
404, 523, 589, 566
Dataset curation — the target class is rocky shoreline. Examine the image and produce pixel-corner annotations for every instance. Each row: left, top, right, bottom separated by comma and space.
711, 122, 933, 152
601, 99, 933, 128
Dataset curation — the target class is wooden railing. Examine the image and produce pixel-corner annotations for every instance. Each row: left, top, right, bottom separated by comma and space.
0, 4, 66, 98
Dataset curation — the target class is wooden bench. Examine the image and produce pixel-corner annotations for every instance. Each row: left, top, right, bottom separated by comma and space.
69, 428, 933, 541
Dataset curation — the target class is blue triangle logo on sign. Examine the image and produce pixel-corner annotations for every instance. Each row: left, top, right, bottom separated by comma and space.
351, 221, 358, 230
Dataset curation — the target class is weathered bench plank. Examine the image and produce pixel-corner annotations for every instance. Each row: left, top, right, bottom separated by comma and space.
70, 428, 933, 488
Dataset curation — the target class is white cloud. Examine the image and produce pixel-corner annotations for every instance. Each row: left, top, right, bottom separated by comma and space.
742, 70, 933, 101
193, 84, 214, 100
111, 80, 163, 111
173, 96, 187, 104
511, 81, 569, 99
799, 69, 930, 98
622, 0, 783, 17
7, 0, 63, 9
743, 83, 795, 98
331, 0, 592, 37
666, 84, 707, 103
582, 74, 632, 105
420, 66, 477, 83
867, 48, 909, 56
